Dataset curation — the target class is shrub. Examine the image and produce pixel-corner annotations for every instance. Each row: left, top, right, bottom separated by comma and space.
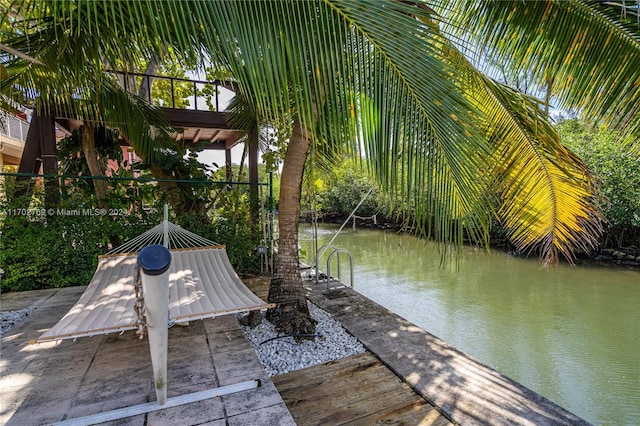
556, 119, 640, 247
0, 195, 163, 292
0, 175, 264, 292
175, 206, 262, 275
315, 160, 386, 218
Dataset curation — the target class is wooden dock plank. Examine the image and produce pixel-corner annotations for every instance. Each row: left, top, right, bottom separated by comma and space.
273, 359, 387, 397
347, 398, 446, 426
313, 390, 421, 425
273, 353, 453, 426
290, 374, 412, 422
271, 353, 380, 388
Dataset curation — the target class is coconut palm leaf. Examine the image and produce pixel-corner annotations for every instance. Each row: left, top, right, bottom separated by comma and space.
1, 1, 178, 162
435, 34, 604, 263
435, 0, 640, 136
477, 77, 603, 263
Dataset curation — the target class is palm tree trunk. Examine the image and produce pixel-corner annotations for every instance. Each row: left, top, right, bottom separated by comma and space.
266, 117, 316, 336
81, 122, 109, 210
137, 55, 161, 102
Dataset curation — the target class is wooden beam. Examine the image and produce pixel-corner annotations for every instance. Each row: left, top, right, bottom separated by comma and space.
54, 117, 82, 135
18, 113, 43, 175
191, 128, 202, 143
163, 108, 230, 129
183, 140, 227, 150
16, 110, 59, 204
248, 132, 259, 223
40, 114, 58, 175
18, 112, 58, 174
226, 136, 244, 149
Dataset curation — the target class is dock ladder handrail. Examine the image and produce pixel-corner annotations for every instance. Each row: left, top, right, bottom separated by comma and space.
315, 244, 354, 291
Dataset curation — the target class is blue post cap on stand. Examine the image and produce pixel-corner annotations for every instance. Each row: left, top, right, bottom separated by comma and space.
138, 245, 172, 276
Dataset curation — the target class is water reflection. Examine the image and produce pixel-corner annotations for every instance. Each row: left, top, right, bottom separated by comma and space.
300, 224, 640, 425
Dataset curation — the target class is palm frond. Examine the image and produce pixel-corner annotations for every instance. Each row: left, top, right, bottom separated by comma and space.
163, 0, 494, 247
436, 0, 640, 136
1, 1, 179, 163
426, 14, 605, 263
323, 0, 493, 247
477, 77, 603, 263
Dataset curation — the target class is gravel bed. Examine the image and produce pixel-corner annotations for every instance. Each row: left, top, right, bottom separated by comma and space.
1, 308, 35, 337
239, 302, 365, 376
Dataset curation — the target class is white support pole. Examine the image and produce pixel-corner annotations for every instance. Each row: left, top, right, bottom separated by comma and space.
138, 245, 172, 405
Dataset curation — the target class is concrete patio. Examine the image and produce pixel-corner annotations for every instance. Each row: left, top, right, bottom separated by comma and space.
0, 286, 295, 426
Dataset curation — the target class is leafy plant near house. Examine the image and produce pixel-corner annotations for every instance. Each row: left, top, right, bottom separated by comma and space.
0, 187, 163, 292
0, 173, 262, 292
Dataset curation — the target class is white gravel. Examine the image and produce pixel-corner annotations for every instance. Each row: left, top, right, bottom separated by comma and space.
239, 302, 366, 376
1, 308, 35, 337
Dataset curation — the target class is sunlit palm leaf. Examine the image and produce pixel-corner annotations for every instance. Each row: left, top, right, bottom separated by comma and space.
477, 77, 603, 263
435, 27, 604, 263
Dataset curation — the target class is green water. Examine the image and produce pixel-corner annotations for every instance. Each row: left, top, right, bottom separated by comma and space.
299, 224, 640, 425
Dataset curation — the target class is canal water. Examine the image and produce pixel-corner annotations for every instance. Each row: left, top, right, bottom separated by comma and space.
299, 223, 640, 425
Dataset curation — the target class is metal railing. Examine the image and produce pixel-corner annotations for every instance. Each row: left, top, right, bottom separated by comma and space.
110, 71, 238, 112
0, 111, 29, 143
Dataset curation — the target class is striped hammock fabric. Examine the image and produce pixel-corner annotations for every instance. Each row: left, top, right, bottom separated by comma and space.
36, 222, 273, 343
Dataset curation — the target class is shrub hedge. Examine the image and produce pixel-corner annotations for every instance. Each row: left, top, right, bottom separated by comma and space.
1, 196, 262, 293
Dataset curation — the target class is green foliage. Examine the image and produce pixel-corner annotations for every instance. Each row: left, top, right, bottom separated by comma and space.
313, 160, 386, 218
201, 64, 235, 111
5, 1, 634, 267
211, 209, 262, 275
267, 171, 281, 211
149, 59, 199, 109
57, 125, 168, 211
556, 119, 640, 246
175, 189, 262, 275
58, 125, 122, 175
0, 170, 265, 292
0, 188, 163, 292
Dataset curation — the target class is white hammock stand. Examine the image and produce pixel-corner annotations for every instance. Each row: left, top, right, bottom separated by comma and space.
37, 206, 274, 425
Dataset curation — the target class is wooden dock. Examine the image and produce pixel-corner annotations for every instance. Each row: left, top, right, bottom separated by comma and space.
272, 353, 453, 425
244, 275, 270, 299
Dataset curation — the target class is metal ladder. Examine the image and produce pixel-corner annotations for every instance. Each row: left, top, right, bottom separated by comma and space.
314, 244, 354, 291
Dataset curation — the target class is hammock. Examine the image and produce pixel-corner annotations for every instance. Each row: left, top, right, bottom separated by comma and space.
36, 219, 273, 343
